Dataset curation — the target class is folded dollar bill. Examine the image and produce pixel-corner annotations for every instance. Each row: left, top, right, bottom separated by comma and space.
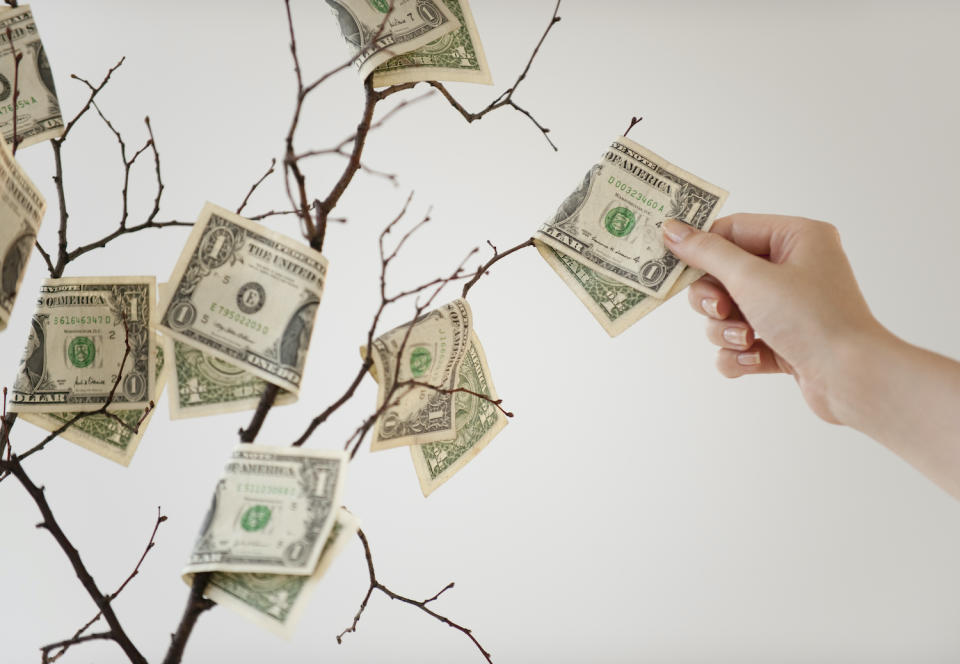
0, 4, 64, 148
159, 203, 327, 397
10, 276, 157, 413
367, 298, 473, 451
156, 281, 296, 420
0, 129, 46, 331
408, 333, 506, 495
165, 335, 297, 419
325, 0, 462, 81
19, 334, 168, 465
362, 304, 508, 495
186, 507, 359, 638
184, 445, 348, 576
535, 137, 728, 298
535, 242, 705, 337
371, 0, 491, 87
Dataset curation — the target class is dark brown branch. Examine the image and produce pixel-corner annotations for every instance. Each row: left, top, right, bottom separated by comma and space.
34, 240, 54, 275
61, 58, 125, 141
293, 90, 434, 161
337, 529, 492, 663
43, 508, 167, 663
238, 383, 281, 443
344, 245, 479, 460
46, 63, 187, 278
161, 572, 215, 664
0, 456, 147, 664
310, 77, 378, 250
0, 388, 12, 463
426, 0, 562, 151
236, 158, 276, 215
461, 237, 535, 298
404, 380, 514, 418
41, 632, 114, 662
624, 115, 643, 137
6, 25, 22, 154
59, 115, 187, 267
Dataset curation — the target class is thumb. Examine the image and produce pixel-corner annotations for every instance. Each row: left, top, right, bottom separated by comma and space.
662, 218, 766, 292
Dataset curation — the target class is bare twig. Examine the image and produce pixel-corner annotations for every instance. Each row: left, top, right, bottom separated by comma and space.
0, 456, 148, 664
161, 572, 215, 664
236, 158, 277, 215
5, 25, 23, 154
624, 115, 643, 137
337, 529, 491, 663
41, 632, 114, 662
61, 58, 125, 141
43, 508, 167, 663
461, 237, 535, 298
425, 0, 563, 151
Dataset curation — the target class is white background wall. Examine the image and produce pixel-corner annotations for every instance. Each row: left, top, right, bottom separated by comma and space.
2, 1, 959, 662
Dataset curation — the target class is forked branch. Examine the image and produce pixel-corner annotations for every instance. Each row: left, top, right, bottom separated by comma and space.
337, 528, 491, 663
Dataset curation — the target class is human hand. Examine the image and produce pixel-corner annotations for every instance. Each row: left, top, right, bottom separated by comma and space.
662, 214, 884, 424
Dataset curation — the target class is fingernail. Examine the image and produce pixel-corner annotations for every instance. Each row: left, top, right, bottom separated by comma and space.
663, 219, 692, 243
701, 298, 720, 318
737, 351, 761, 366
723, 327, 747, 347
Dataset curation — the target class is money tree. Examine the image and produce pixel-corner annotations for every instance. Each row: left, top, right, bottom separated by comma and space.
0, 1, 576, 662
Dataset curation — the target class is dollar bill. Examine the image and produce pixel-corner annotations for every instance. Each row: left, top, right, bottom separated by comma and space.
159, 203, 327, 396
371, 0, 491, 87
409, 334, 506, 496
0, 5, 64, 148
536, 242, 705, 337
158, 279, 295, 419
535, 137, 728, 298
166, 336, 297, 420
18, 336, 168, 466
0, 127, 45, 331
368, 298, 472, 451
325, 0, 460, 80
185, 445, 347, 576
10, 276, 156, 412
189, 508, 360, 638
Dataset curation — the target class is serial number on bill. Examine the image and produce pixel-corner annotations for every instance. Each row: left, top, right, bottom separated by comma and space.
209, 303, 269, 335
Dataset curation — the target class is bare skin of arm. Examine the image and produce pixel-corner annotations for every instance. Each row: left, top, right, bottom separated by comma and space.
662, 214, 960, 499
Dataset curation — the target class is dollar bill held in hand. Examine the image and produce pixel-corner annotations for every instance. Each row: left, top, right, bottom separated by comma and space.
190, 508, 359, 638
535, 137, 728, 298
536, 242, 705, 337
0, 5, 64, 148
19, 336, 168, 466
10, 276, 156, 413
159, 203, 327, 396
325, 0, 461, 80
371, 0, 491, 87
368, 298, 472, 451
184, 445, 347, 576
0, 129, 46, 331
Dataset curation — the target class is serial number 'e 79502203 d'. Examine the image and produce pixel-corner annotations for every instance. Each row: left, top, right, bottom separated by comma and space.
208, 302, 269, 335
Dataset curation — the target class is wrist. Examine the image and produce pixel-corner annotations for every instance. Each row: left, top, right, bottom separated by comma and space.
821, 321, 905, 430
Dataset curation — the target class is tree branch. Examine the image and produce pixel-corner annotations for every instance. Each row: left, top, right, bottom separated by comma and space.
0, 456, 147, 664
624, 115, 643, 137
461, 237, 535, 298
426, 0, 562, 151
42, 508, 167, 663
337, 528, 491, 663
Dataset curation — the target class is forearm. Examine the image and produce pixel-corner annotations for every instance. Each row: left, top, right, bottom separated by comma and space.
830, 327, 960, 498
